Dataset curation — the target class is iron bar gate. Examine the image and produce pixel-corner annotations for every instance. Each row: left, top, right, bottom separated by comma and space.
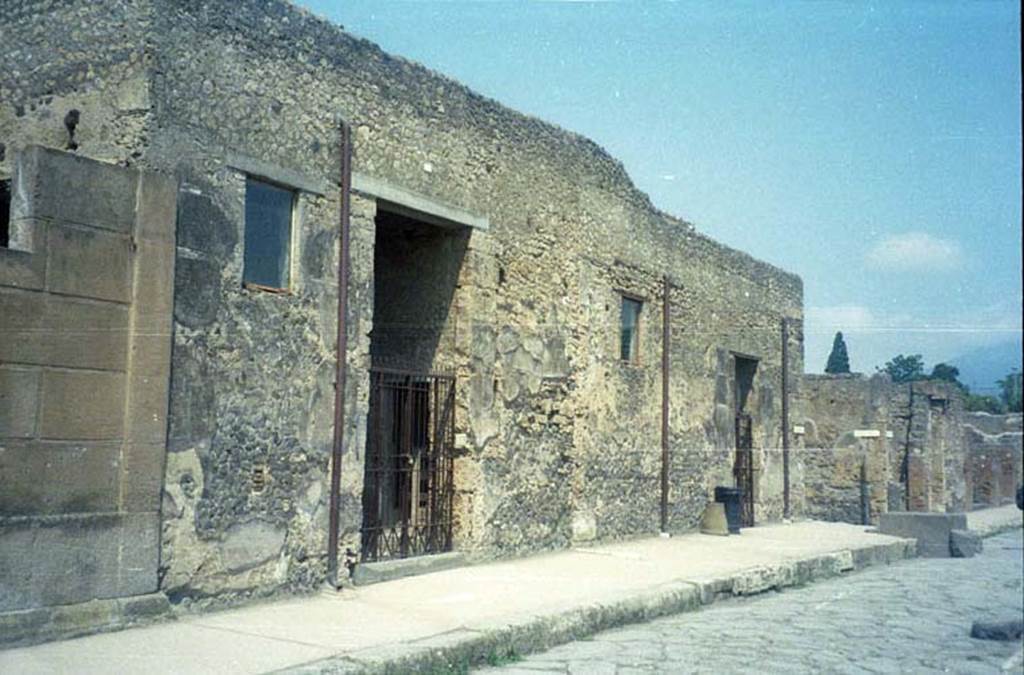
361, 368, 455, 562
734, 413, 755, 527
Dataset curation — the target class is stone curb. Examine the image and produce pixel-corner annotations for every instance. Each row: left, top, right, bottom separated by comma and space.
279, 537, 917, 674
970, 514, 1023, 539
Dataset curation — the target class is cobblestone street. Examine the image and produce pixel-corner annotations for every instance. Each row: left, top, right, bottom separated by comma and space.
480, 529, 1024, 674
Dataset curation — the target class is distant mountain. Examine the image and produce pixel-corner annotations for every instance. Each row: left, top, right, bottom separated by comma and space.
950, 338, 1023, 394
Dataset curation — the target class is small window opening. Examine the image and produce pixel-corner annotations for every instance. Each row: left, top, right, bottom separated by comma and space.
243, 177, 294, 290
620, 296, 642, 363
1, 178, 11, 248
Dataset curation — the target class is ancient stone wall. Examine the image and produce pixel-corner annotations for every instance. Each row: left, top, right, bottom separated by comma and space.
0, 147, 176, 614
800, 376, 973, 523
2, 0, 803, 606
963, 412, 1022, 508
148, 0, 801, 584
799, 374, 892, 524
888, 380, 967, 513
0, 0, 153, 174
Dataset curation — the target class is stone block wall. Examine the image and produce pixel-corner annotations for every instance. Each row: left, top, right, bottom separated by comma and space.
0, 146, 176, 613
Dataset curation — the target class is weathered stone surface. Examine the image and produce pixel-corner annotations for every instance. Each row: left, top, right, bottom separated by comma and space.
0, 441, 121, 516
799, 373, 892, 524
970, 619, 1023, 641
171, 256, 222, 329
352, 552, 467, 586
46, 223, 131, 303
492, 530, 1023, 675
220, 521, 288, 574
0, 593, 170, 649
0, 290, 130, 371
949, 528, 982, 558
799, 375, 971, 524
38, 370, 125, 440
0, 145, 175, 634
877, 511, 968, 558
0, 512, 159, 612
2, 0, 804, 608
0, 366, 39, 438
11, 146, 137, 232
0, 234, 46, 289
963, 412, 1022, 509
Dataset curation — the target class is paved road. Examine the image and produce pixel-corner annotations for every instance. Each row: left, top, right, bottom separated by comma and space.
479, 529, 1024, 674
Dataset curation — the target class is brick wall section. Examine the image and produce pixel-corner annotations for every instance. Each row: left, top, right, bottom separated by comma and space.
0, 146, 176, 612
888, 380, 967, 513
963, 412, 1022, 508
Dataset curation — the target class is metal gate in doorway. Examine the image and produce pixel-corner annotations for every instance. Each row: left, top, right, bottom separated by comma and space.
734, 413, 755, 527
361, 368, 455, 562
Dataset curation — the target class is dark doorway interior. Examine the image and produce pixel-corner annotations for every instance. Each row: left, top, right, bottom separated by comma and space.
1, 179, 11, 248
734, 356, 758, 527
361, 208, 468, 561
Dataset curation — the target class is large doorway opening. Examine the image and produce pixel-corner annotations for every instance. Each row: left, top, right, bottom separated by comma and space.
361, 207, 469, 561
733, 355, 758, 527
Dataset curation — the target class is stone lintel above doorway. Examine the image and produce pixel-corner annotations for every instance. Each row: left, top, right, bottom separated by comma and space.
352, 172, 489, 232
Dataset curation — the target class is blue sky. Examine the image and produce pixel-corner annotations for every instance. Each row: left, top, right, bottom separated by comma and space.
298, 0, 1022, 389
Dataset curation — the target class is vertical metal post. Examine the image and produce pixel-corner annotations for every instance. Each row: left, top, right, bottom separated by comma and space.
660, 275, 670, 534
327, 121, 352, 586
860, 457, 870, 525
781, 317, 791, 520
909, 383, 917, 510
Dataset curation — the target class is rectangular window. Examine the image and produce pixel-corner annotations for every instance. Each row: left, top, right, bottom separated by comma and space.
1, 178, 11, 248
243, 177, 294, 290
620, 296, 642, 362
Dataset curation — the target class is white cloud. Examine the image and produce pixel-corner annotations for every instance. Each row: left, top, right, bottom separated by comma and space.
865, 232, 963, 272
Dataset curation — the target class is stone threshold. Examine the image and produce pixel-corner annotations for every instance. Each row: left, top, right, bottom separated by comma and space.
282, 538, 917, 674
351, 551, 468, 587
0, 593, 170, 649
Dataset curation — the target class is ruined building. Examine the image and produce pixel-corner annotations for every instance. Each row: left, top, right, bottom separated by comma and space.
0, 0, 805, 640
963, 412, 1023, 509
799, 374, 1021, 525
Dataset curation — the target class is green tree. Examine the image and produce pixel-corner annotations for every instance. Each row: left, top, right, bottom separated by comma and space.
881, 354, 925, 383
998, 369, 1022, 412
929, 363, 966, 390
824, 332, 851, 374
929, 362, 959, 382
965, 393, 1005, 414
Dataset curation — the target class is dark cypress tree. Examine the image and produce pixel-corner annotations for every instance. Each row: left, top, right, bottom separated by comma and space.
825, 332, 851, 374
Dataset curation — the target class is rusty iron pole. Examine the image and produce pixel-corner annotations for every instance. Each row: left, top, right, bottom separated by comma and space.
660, 275, 670, 533
781, 317, 791, 520
327, 121, 352, 587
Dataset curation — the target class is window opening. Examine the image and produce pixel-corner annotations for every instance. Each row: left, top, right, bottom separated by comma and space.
620, 295, 642, 362
243, 177, 294, 290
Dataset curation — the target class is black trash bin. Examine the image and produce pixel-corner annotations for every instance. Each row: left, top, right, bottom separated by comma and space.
714, 486, 744, 534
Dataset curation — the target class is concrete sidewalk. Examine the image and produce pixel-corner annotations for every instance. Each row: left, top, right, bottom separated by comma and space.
2, 507, 1020, 675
